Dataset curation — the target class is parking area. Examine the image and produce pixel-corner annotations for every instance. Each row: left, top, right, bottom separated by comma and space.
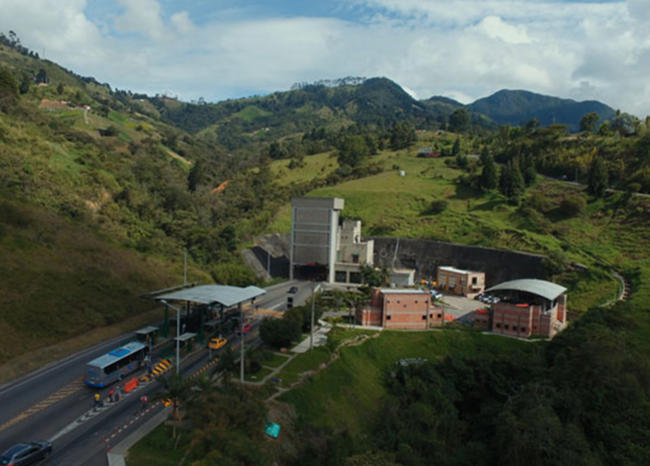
438, 294, 487, 323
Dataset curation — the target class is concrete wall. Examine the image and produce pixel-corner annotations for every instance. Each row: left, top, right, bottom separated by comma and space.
371, 237, 546, 287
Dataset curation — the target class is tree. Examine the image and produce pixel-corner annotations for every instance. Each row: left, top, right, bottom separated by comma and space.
187, 160, 205, 192
499, 160, 525, 200
451, 137, 461, 157
389, 122, 416, 150
56, 82, 64, 95
0, 66, 19, 111
587, 156, 608, 196
338, 135, 369, 167
259, 317, 301, 348
449, 108, 470, 133
610, 112, 639, 136
361, 265, 387, 286
480, 154, 498, 191
580, 112, 599, 133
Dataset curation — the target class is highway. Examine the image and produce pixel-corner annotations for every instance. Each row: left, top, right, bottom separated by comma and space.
0, 279, 312, 465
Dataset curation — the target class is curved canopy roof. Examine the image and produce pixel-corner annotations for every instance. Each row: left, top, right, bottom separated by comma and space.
154, 284, 266, 307
486, 279, 566, 301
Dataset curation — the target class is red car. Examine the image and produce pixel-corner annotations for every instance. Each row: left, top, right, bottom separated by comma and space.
237, 323, 252, 335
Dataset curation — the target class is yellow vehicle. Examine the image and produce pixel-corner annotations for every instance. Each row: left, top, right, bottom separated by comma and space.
208, 336, 227, 350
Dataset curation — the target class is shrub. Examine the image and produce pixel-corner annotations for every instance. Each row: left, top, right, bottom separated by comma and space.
428, 200, 448, 215
559, 194, 586, 217
259, 318, 301, 348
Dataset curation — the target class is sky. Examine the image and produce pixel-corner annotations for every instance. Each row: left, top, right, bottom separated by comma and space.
1, 0, 649, 116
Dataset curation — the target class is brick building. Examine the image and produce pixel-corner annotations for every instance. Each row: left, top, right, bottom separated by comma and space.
436, 266, 485, 298
487, 279, 567, 339
357, 288, 445, 329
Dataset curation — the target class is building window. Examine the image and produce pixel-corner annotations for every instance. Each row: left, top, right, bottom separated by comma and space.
504, 324, 509, 330
496, 323, 501, 328
352, 254, 359, 263
386, 315, 391, 320
335, 271, 346, 283
422, 315, 426, 320
349, 272, 362, 284
521, 327, 526, 332
396, 300, 400, 303
472, 276, 477, 285
415, 300, 418, 303
430, 314, 433, 318
437, 313, 441, 318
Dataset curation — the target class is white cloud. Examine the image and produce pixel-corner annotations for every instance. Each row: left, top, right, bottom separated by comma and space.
0, 0, 649, 116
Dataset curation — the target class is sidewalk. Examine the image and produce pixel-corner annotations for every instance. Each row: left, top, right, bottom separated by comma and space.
107, 406, 171, 466
291, 320, 333, 353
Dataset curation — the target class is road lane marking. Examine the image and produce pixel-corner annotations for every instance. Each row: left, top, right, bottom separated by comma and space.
0, 377, 84, 433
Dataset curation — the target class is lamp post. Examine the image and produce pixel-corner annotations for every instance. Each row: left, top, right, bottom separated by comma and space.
161, 299, 181, 375
310, 283, 321, 350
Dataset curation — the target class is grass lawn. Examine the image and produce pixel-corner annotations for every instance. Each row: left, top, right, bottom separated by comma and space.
245, 366, 274, 382
274, 347, 331, 387
260, 350, 292, 369
279, 329, 536, 437
125, 424, 189, 466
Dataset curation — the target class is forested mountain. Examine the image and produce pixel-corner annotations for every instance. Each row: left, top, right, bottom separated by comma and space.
468, 89, 616, 131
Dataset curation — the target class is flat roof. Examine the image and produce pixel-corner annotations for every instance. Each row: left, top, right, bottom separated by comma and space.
379, 288, 428, 295
486, 279, 566, 301
439, 266, 482, 275
292, 196, 344, 210
155, 284, 266, 307
174, 332, 197, 342
135, 326, 158, 335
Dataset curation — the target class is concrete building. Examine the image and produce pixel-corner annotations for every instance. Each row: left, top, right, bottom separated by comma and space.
290, 197, 344, 283
357, 288, 445, 329
290, 197, 377, 285
334, 219, 374, 285
389, 268, 415, 287
436, 266, 485, 298
487, 279, 568, 339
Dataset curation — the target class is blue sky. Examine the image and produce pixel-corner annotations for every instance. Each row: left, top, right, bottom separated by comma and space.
1, 0, 648, 115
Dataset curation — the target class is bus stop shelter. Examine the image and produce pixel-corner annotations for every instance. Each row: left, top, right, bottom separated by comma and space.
153, 284, 266, 380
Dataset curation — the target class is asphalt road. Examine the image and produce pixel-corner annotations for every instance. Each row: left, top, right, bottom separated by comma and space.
0, 279, 312, 465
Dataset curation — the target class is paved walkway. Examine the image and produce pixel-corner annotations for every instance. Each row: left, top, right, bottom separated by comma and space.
291, 320, 333, 353
107, 406, 171, 466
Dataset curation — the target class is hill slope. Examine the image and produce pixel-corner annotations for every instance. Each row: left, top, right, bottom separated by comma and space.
468, 89, 616, 130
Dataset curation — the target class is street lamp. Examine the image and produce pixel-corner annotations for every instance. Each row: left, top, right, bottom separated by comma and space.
310, 282, 322, 350
161, 299, 181, 375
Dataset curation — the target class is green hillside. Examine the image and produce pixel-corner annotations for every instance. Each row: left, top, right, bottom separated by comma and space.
0, 41, 278, 364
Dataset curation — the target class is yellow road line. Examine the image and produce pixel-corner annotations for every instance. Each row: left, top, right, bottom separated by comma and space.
0, 377, 84, 433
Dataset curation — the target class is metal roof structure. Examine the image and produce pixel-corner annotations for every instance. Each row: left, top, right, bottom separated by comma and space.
486, 279, 566, 301
135, 325, 158, 335
174, 332, 197, 342
154, 284, 266, 307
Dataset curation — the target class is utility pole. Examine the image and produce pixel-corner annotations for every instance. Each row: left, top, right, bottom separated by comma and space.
239, 303, 244, 382
161, 300, 181, 375
310, 283, 321, 350
183, 249, 187, 286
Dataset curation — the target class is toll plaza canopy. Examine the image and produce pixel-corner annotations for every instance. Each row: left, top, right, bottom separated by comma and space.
154, 284, 266, 307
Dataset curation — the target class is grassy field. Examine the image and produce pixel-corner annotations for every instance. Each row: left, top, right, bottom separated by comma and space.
274, 347, 331, 387
0, 200, 210, 366
126, 424, 189, 466
279, 328, 536, 436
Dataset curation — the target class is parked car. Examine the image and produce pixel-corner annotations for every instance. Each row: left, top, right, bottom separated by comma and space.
430, 289, 443, 300
1, 441, 52, 465
237, 323, 252, 335
479, 294, 492, 303
474, 293, 485, 301
288, 286, 298, 294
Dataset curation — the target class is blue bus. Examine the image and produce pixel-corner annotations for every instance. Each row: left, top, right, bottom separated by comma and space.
84, 342, 149, 388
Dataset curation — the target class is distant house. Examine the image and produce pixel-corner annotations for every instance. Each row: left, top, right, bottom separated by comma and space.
417, 147, 438, 158
357, 288, 445, 329
486, 279, 568, 339
437, 266, 485, 298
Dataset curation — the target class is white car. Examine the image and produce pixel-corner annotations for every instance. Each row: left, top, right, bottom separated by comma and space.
430, 289, 443, 300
